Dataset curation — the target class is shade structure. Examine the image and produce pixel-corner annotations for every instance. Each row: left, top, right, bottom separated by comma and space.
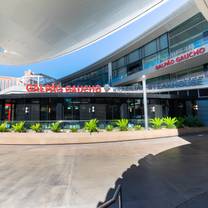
0, 0, 165, 65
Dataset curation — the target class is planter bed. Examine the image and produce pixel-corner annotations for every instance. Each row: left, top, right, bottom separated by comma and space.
0, 127, 207, 145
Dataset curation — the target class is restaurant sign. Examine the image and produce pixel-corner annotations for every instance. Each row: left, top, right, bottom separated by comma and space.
26, 84, 143, 94
155, 47, 206, 70
26, 84, 102, 93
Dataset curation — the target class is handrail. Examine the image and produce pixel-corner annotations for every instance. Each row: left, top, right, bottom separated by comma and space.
97, 185, 123, 208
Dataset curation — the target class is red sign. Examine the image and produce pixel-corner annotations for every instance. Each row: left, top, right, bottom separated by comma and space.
26, 84, 102, 93
155, 47, 206, 70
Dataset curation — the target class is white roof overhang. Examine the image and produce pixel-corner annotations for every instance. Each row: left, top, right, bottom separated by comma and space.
0, 0, 166, 65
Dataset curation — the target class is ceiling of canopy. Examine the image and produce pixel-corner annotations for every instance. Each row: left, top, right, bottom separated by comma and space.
0, 0, 166, 65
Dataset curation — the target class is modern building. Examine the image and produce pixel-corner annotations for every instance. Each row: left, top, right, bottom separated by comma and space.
0, 1, 208, 125
59, 2, 208, 125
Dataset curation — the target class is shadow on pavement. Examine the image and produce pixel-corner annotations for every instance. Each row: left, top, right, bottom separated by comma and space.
97, 134, 208, 208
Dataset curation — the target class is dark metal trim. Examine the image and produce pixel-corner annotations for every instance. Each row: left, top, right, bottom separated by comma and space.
97, 185, 123, 208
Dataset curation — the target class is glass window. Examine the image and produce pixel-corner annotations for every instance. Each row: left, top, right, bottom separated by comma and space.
169, 13, 205, 38
144, 40, 157, 57
143, 54, 158, 69
118, 67, 127, 77
169, 13, 208, 54
112, 57, 125, 70
112, 69, 118, 79
127, 50, 140, 64
159, 34, 168, 50
158, 49, 169, 63
199, 88, 208, 97
65, 65, 108, 86
127, 61, 142, 76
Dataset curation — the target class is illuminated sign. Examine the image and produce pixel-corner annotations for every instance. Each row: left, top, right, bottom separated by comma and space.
25, 84, 144, 94
26, 84, 102, 93
155, 47, 206, 70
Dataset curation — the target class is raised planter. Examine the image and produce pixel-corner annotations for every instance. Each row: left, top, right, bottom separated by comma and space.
0, 127, 207, 145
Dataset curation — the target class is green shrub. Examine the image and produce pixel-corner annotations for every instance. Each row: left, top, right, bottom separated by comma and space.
116, 119, 129, 131
70, 127, 78, 133
0, 122, 8, 132
184, 116, 203, 127
50, 122, 62, 132
12, 121, 26, 133
163, 117, 177, 129
150, 117, 163, 129
106, 124, 114, 132
84, 119, 99, 133
30, 123, 42, 132
134, 124, 142, 130
176, 117, 185, 128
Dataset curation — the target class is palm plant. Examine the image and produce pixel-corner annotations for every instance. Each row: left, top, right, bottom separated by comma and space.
163, 117, 177, 129
176, 117, 185, 128
0, 122, 8, 132
50, 122, 62, 132
149, 117, 163, 129
70, 127, 78, 133
134, 124, 142, 130
106, 124, 114, 132
12, 121, 26, 132
84, 119, 99, 133
184, 116, 203, 127
116, 119, 129, 131
30, 123, 42, 132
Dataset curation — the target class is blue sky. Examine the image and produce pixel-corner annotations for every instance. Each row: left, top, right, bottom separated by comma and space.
0, 0, 187, 79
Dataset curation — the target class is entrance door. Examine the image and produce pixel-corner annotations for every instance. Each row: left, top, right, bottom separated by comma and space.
80, 104, 91, 120
94, 104, 106, 120
80, 104, 106, 120
15, 104, 40, 121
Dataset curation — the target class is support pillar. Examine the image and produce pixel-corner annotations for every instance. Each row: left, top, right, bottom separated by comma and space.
142, 75, 149, 130
108, 62, 112, 85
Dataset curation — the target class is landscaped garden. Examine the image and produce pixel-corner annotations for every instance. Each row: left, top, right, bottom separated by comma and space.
0, 116, 204, 133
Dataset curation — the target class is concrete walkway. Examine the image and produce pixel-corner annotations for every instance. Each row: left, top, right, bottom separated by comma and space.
0, 134, 207, 207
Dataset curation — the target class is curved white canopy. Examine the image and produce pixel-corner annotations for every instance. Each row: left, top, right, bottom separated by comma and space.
0, 0, 165, 65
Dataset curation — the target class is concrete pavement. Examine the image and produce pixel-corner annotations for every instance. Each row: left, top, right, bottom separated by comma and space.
0, 134, 206, 207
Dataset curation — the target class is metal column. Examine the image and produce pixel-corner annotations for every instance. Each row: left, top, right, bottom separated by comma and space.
108, 62, 112, 85
142, 75, 149, 130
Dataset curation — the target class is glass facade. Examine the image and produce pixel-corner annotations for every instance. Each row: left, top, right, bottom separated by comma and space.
112, 33, 169, 82
110, 13, 208, 83
169, 13, 208, 57
147, 64, 208, 90
61, 13, 208, 86
63, 65, 108, 86
0, 97, 150, 121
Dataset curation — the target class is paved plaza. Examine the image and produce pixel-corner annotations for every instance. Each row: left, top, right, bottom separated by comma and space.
0, 134, 207, 207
